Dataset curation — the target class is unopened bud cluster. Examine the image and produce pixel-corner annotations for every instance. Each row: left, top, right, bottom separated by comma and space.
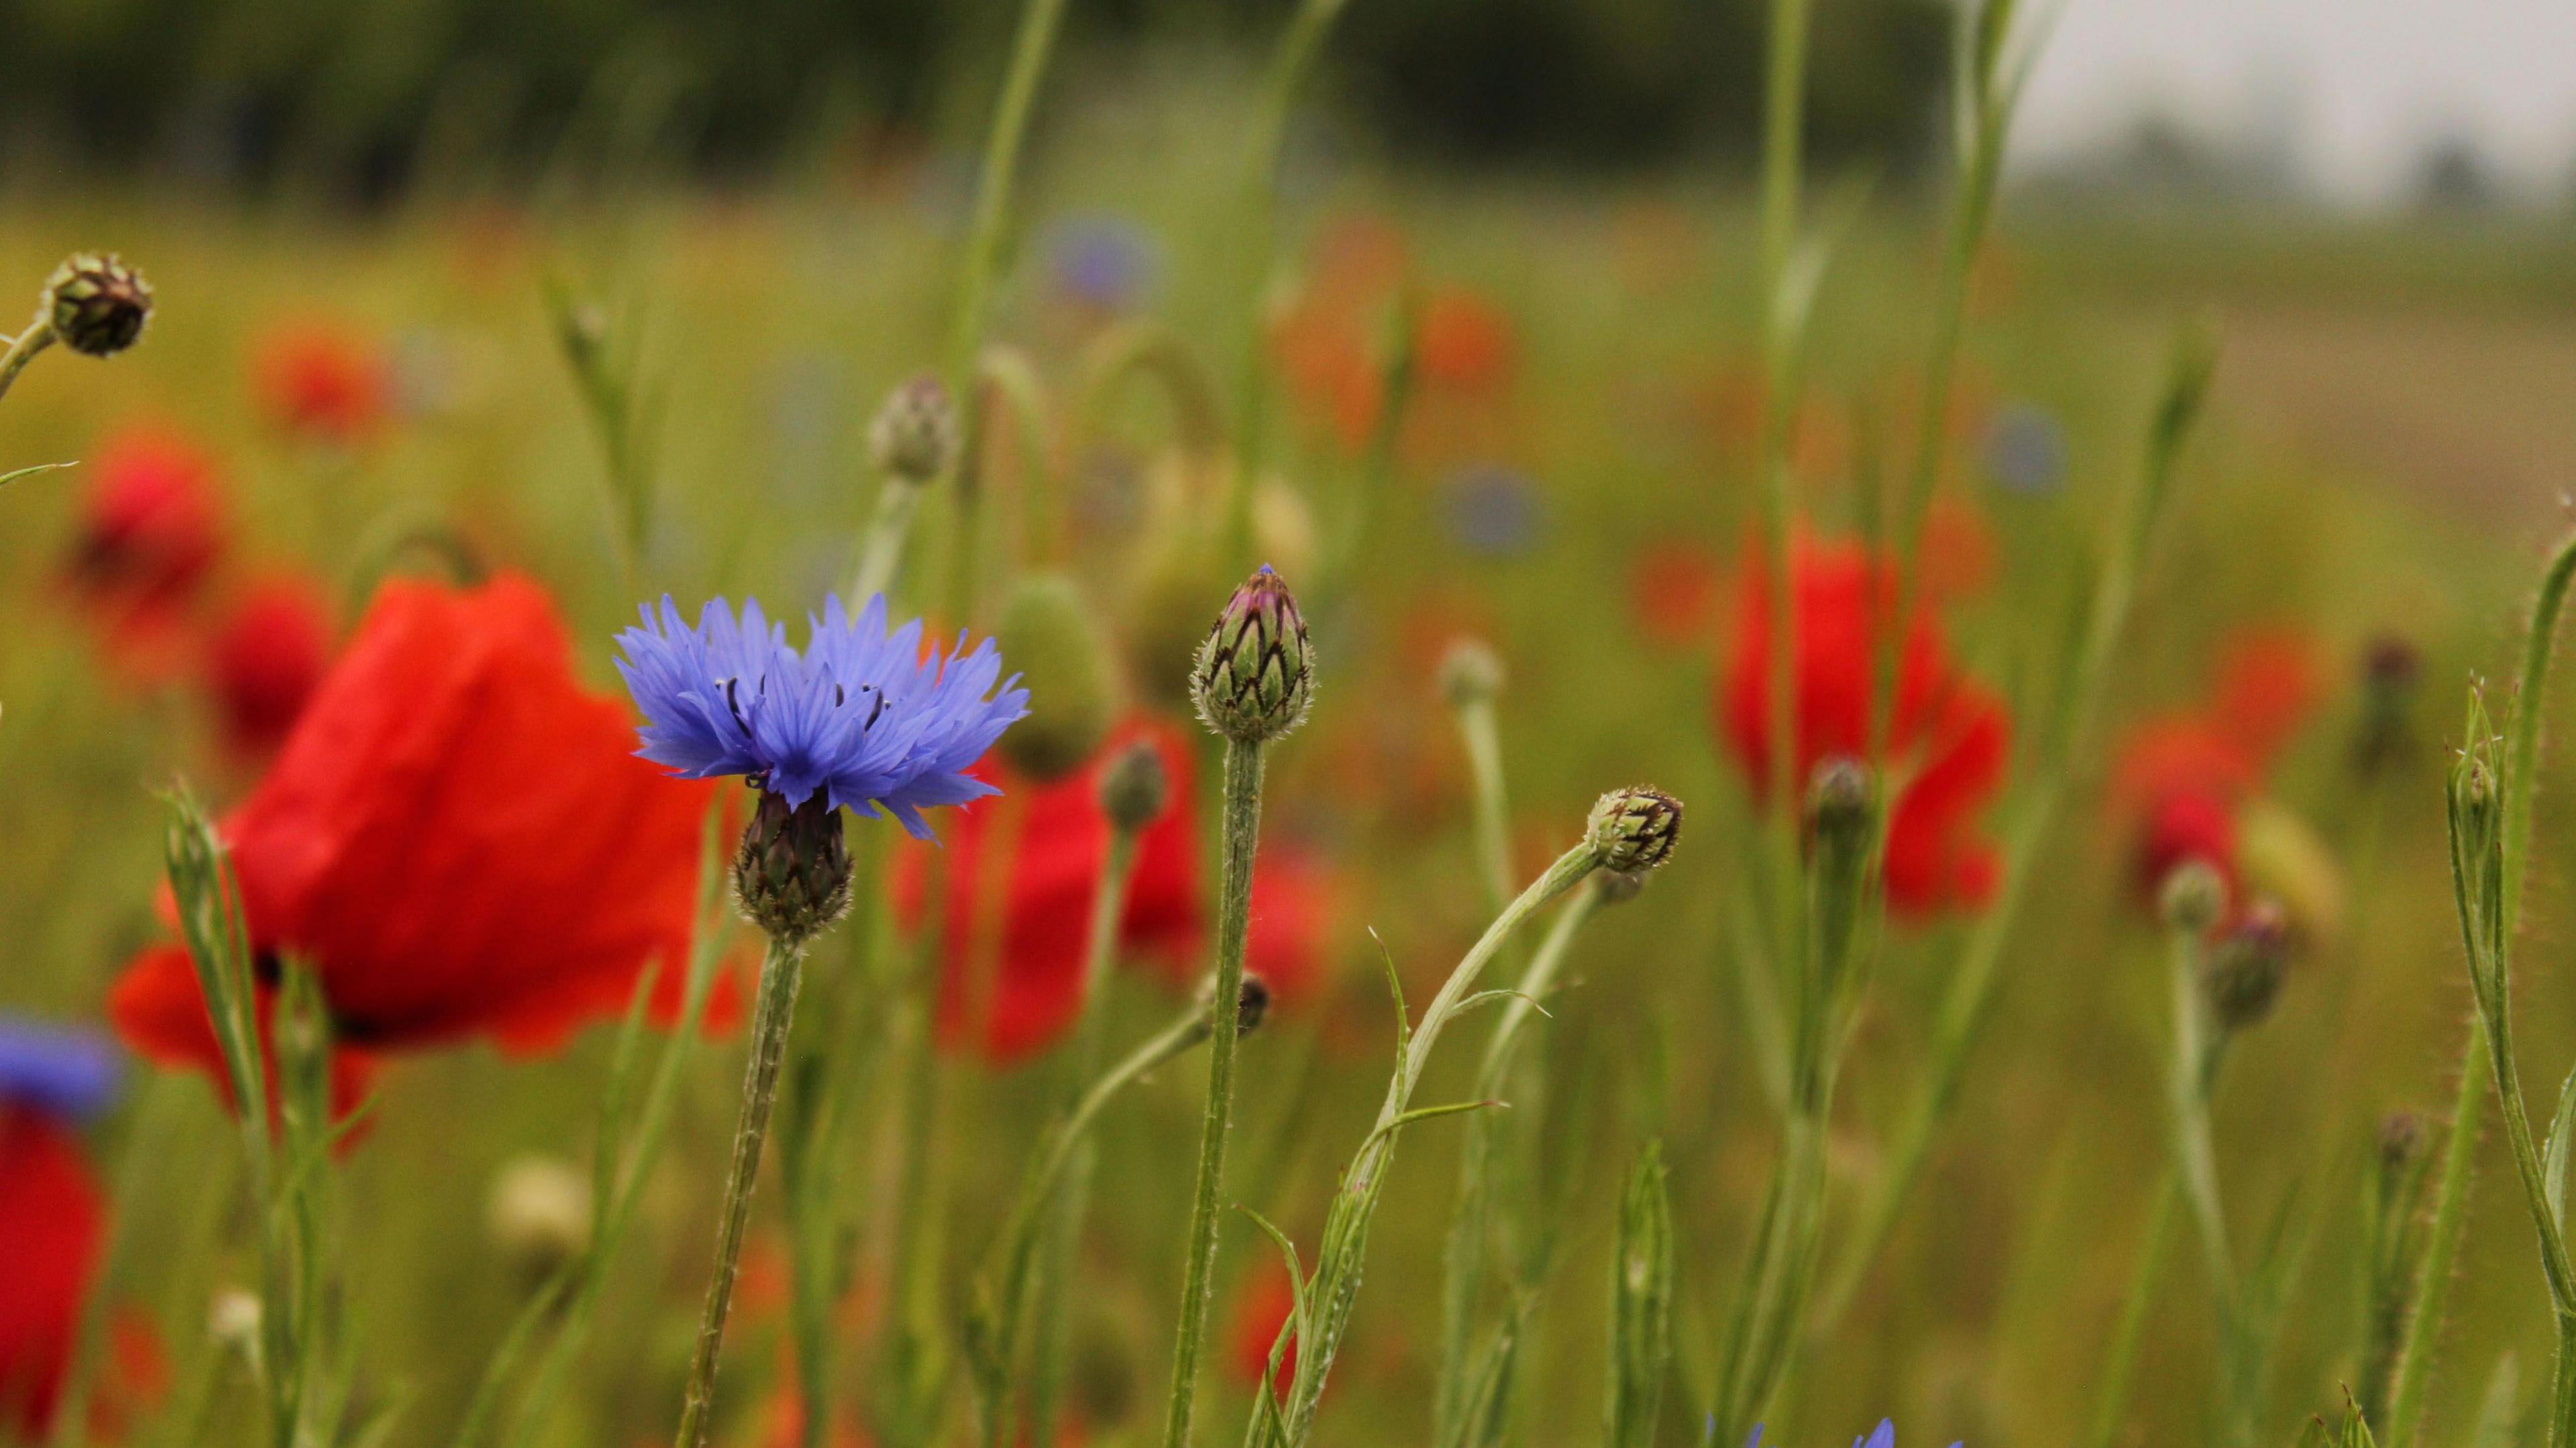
735, 790, 854, 946
44, 253, 152, 357
869, 374, 960, 484
1192, 565, 1313, 746
1587, 787, 1682, 875
2200, 899, 2290, 1032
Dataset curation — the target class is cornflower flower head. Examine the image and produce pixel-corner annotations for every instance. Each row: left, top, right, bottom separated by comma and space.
0, 1020, 121, 1121
618, 593, 1028, 941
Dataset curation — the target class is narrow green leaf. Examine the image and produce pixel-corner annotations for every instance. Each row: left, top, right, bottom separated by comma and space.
2545, 1067, 2576, 1235
0, 459, 74, 488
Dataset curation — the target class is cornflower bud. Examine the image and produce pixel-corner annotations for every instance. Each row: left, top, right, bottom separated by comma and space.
1438, 638, 1504, 710
2353, 632, 2422, 775
1805, 757, 1875, 857
1098, 737, 1171, 834
1587, 787, 1682, 874
2201, 899, 2290, 1032
2377, 1109, 2426, 1171
735, 789, 854, 946
2157, 858, 2227, 939
1200, 971, 1273, 1035
1191, 565, 1313, 745
996, 571, 1121, 783
44, 252, 152, 357
868, 374, 959, 484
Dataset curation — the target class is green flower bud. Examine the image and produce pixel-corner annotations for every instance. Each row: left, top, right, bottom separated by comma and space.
45, 252, 152, 357
1438, 638, 1504, 710
1587, 787, 1682, 875
2201, 899, 2290, 1032
2157, 858, 2227, 938
996, 571, 1122, 783
1097, 738, 1171, 834
1804, 757, 1876, 857
868, 374, 959, 484
1191, 565, 1313, 745
735, 789, 853, 946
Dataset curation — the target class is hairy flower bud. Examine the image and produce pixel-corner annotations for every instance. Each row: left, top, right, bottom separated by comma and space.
1191, 565, 1313, 745
2157, 858, 2227, 939
996, 572, 1121, 783
1098, 737, 1171, 834
1587, 787, 1682, 875
1438, 638, 1505, 710
1235, 974, 1272, 1035
868, 374, 959, 484
2202, 899, 2290, 1032
45, 252, 152, 357
735, 789, 854, 945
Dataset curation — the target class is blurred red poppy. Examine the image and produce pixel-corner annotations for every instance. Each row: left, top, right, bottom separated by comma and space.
1229, 1263, 1299, 1399
109, 575, 718, 1114
1629, 542, 1722, 651
59, 426, 226, 679
1718, 536, 2011, 917
917, 717, 1205, 1062
0, 1105, 101, 1437
203, 575, 333, 761
2111, 628, 2319, 905
1416, 288, 1516, 394
252, 323, 389, 444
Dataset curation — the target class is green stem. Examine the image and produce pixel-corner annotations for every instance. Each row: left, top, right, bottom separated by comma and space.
994, 821, 1146, 1448
673, 937, 808, 1448
946, 0, 1067, 382
2086, 1174, 2178, 1448
2383, 1025, 2487, 1448
1432, 885, 1605, 1441
851, 482, 929, 603
1160, 738, 1267, 1448
0, 318, 56, 406
1219, 0, 1359, 567
2555, 1316, 2576, 1448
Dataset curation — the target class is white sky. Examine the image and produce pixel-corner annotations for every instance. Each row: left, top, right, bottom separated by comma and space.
2007, 0, 2576, 203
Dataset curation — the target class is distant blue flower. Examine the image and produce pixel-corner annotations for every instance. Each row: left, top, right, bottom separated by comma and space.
1046, 215, 1161, 313
0, 1019, 121, 1120
1982, 401, 2068, 496
1743, 1422, 1957, 1448
1446, 463, 1546, 556
616, 594, 1029, 841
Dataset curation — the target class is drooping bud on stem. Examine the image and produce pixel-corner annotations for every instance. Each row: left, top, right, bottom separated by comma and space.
44, 253, 152, 357
1098, 737, 1171, 834
2200, 899, 2290, 1032
734, 790, 853, 946
996, 571, 1121, 781
868, 374, 961, 484
1437, 638, 1504, 710
1586, 787, 1682, 875
2157, 858, 2227, 940
1191, 565, 1313, 745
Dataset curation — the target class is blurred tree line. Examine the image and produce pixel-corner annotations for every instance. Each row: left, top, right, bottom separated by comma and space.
0, 0, 1945, 196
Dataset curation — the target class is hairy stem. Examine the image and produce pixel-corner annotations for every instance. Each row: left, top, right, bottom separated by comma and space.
0, 318, 56, 406
674, 937, 808, 1448
1160, 738, 1267, 1448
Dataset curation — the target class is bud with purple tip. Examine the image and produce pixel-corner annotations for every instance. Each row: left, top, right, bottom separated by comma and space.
1191, 565, 1313, 746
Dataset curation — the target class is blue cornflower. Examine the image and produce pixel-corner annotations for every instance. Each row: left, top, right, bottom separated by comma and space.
615, 594, 1029, 842
0, 1019, 121, 1120
1046, 213, 1161, 313
1982, 400, 2068, 497
1743, 1423, 1959, 1448
1444, 463, 1546, 557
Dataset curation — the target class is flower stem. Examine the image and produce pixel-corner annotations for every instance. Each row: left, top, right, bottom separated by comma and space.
851, 481, 929, 603
0, 318, 56, 407
674, 936, 808, 1448
2085, 1171, 2178, 1448
2384, 1021, 2487, 1448
1159, 737, 1267, 1448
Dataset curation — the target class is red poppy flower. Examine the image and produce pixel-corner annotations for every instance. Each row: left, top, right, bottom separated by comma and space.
1229, 1263, 1299, 1398
2110, 628, 2319, 905
203, 574, 333, 761
252, 324, 390, 445
1718, 536, 2010, 918
916, 718, 1205, 1062
109, 575, 718, 1115
59, 427, 226, 679
1629, 542, 1722, 652
1417, 288, 1516, 394
0, 1105, 101, 1437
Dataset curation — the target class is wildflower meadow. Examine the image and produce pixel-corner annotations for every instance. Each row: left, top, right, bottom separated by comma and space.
1, 3, 2571, 1447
